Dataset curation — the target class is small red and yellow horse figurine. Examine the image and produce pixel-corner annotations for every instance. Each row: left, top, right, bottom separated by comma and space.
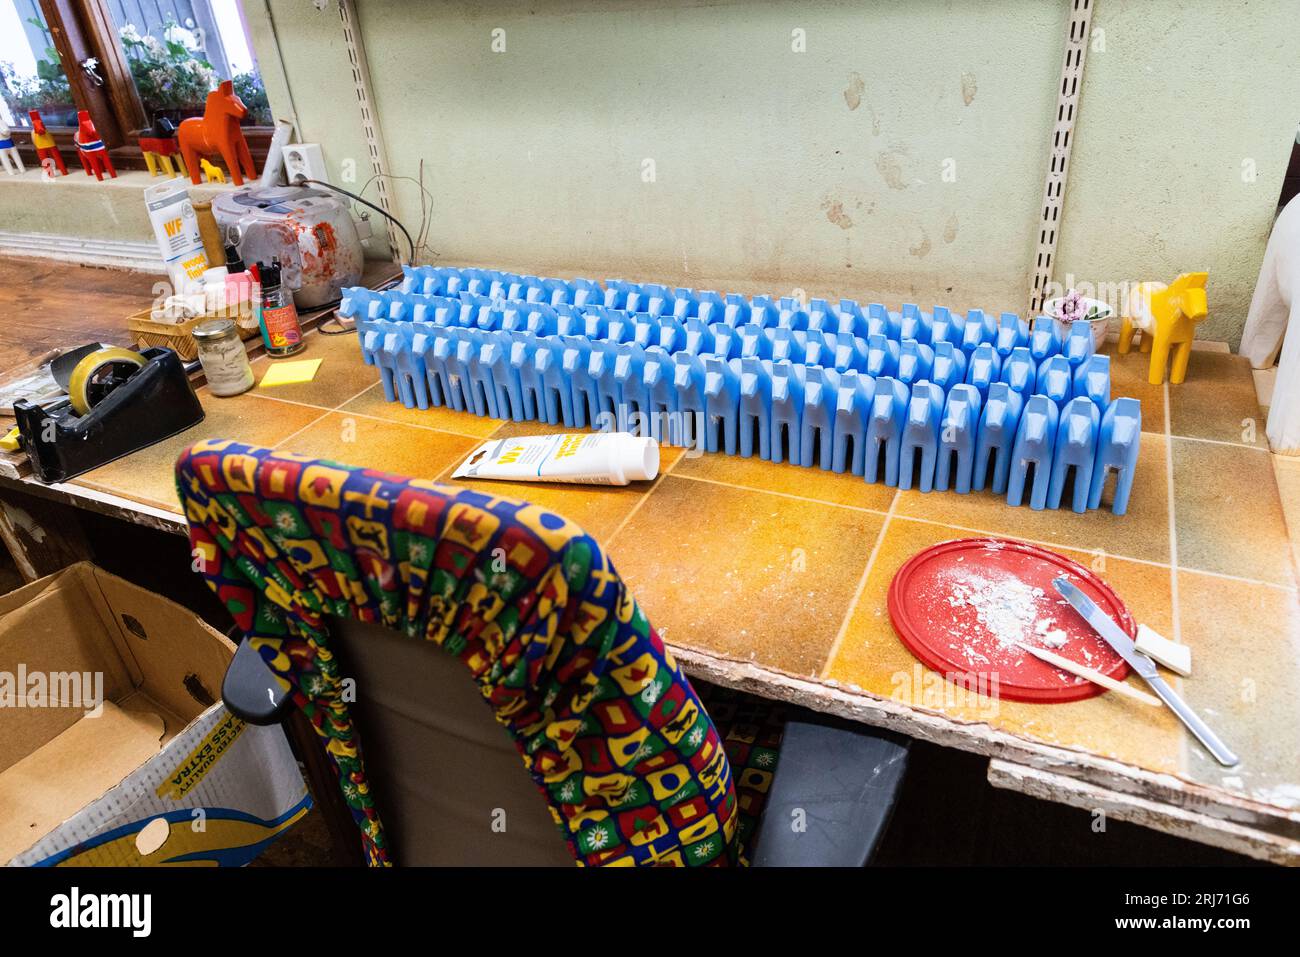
28, 110, 67, 176
179, 80, 256, 186
138, 117, 188, 178
74, 110, 116, 180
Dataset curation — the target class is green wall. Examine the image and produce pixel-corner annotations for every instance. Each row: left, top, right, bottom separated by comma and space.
5, 1, 1298, 345
1054, 0, 1300, 344
254, 0, 1067, 309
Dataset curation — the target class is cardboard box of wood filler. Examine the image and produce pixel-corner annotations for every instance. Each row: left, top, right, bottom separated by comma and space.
0, 563, 310, 866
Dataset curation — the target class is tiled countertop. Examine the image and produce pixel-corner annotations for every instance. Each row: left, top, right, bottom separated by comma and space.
64, 330, 1300, 861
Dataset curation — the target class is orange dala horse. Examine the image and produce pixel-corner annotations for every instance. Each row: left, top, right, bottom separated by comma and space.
178, 80, 256, 187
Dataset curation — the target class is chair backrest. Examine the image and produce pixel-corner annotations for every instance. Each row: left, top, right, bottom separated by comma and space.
329, 616, 571, 866
178, 439, 745, 866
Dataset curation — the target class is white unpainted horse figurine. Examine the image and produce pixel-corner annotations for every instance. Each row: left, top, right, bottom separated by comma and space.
1240, 194, 1300, 453
0, 122, 25, 175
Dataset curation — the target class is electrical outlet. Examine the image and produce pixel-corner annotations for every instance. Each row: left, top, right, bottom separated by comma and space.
283, 143, 327, 185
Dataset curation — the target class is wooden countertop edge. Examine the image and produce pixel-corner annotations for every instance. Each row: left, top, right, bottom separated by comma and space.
669, 644, 1300, 850
3, 466, 1297, 856
988, 760, 1299, 865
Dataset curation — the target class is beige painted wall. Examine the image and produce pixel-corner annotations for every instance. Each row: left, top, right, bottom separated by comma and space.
1054, 0, 1300, 344
3, 1, 1296, 345
254, 0, 1067, 310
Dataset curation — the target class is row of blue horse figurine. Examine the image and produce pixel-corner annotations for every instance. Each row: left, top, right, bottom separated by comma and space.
342, 270, 1141, 515
362, 264, 1088, 357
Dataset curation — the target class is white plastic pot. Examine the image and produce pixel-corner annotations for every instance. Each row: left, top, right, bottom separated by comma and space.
1044, 296, 1113, 352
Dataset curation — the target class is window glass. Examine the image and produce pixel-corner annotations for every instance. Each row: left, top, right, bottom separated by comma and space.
0, 1, 77, 129
110, 0, 271, 125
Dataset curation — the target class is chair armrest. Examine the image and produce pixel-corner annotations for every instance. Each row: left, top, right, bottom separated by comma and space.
222, 637, 293, 725
750, 714, 909, 867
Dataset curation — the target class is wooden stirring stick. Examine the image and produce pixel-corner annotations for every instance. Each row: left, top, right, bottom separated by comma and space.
1011, 640, 1161, 706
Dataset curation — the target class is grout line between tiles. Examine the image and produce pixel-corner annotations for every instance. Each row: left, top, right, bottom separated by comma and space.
266, 372, 1298, 596
330, 403, 496, 441
268, 379, 391, 451
254, 381, 502, 442
270, 409, 336, 452
664, 472, 1298, 593
671, 471, 893, 517
262, 380, 382, 452
605, 448, 688, 547
1164, 382, 1182, 647
1172, 433, 1269, 452
241, 389, 342, 415
820, 489, 898, 679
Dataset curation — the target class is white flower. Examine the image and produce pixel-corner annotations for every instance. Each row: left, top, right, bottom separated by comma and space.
639, 679, 663, 706
687, 727, 704, 748
692, 840, 715, 859
587, 825, 609, 850
755, 751, 774, 768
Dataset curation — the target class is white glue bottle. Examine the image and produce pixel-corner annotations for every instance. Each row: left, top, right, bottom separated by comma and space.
453, 432, 659, 486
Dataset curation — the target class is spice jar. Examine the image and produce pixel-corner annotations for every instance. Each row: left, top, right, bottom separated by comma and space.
192, 319, 255, 396
255, 259, 305, 357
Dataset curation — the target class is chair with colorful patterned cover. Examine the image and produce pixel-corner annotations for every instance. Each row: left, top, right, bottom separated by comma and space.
177, 440, 908, 866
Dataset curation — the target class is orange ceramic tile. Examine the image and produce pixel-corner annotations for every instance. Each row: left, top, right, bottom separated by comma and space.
823, 516, 1184, 770
1176, 570, 1300, 807
73, 390, 327, 512
421, 421, 678, 543
282, 411, 480, 482
1172, 438, 1294, 586
1168, 351, 1268, 448
250, 332, 383, 410
893, 432, 1171, 565
671, 446, 895, 512
609, 475, 883, 677
477, 418, 687, 471
340, 382, 504, 438
1103, 344, 1167, 427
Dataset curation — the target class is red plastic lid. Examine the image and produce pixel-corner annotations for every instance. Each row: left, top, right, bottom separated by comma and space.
888, 538, 1135, 704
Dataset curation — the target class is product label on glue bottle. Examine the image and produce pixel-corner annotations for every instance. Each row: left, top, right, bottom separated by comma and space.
258, 302, 302, 350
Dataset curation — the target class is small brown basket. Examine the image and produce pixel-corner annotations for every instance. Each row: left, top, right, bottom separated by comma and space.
128, 308, 260, 361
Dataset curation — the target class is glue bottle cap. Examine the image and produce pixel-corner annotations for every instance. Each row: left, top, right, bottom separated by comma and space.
615, 434, 659, 482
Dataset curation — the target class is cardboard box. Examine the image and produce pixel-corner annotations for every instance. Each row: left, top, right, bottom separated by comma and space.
0, 563, 310, 866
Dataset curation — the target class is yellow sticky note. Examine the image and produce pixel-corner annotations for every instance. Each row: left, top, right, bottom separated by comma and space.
258, 358, 323, 388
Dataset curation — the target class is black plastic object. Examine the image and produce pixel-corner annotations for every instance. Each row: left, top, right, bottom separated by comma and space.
258, 258, 283, 291
224, 244, 245, 273
223, 637, 293, 724
14, 347, 205, 483
750, 713, 910, 867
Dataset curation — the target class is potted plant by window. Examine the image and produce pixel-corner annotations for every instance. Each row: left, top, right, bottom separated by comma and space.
1045, 289, 1113, 351
1, 25, 79, 129
119, 22, 219, 126
119, 23, 271, 129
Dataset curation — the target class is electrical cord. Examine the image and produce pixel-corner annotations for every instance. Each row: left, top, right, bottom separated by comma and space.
297, 176, 416, 265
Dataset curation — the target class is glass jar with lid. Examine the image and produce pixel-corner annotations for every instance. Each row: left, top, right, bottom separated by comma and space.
192, 319, 255, 397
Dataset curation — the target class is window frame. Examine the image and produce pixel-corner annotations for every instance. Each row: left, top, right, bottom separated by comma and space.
8, 0, 273, 173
